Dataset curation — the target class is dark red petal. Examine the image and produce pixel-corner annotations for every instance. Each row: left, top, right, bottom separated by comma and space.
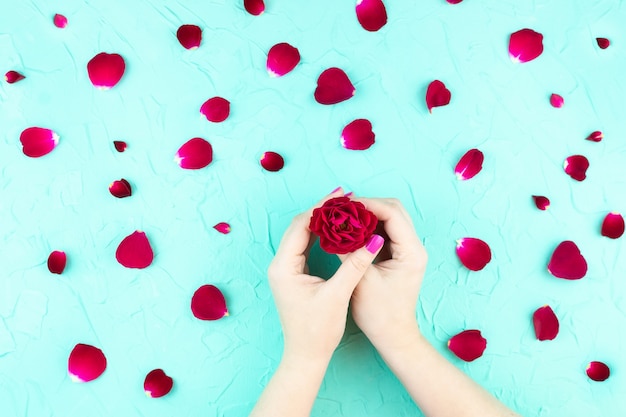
341, 119, 375, 150
200, 97, 230, 123
456, 238, 491, 271
260, 151, 284, 172
175, 138, 213, 169
426, 80, 451, 112
213, 222, 231, 234
314, 68, 355, 105
533, 305, 559, 341
87, 52, 125, 89
191, 285, 228, 320
115, 231, 154, 269
601, 212, 624, 239
53, 14, 68, 28
20, 127, 60, 158
587, 361, 610, 381
267, 43, 300, 77
244, 0, 265, 15
176, 25, 202, 49
47, 251, 67, 274
532, 195, 550, 211
144, 369, 174, 398
564, 155, 589, 181
509, 28, 544, 63
109, 179, 132, 198
446, 0, 463, 3
5, 70, 25, 84
113, 140, 127, 152
586, 131, 603, 142
550, 93, 564, 108
68, 344, 107, 382
548, 241, 587, 280
355, 0, 387, 32
596, 38, 610, 49
448, 330, 487, 362
455, 148, 484, 180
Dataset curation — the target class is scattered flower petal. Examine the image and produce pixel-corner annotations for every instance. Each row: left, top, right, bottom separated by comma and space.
586, 131, 603, 142
587, 361, 610, 381
509, 28, 544, 63
20, 127, 60, 158
596, 38, 610, 49
191, 285, 228, 320
87, 52, 125, 89
426, 80, 451, 112
448, 330, 487, 362
532, 195, 550, 211
601, 212, 624, 239
446, 0, 463, 3
53, 14, 68, 28
564, 155, 589, 181
5, 70, 25, 84
113, 141, 127, 152
267, 43, 300, 77
48, 251, 67, 274
456, 237, 491, 271
355, 0, 388, 32
455, 149, 484, 180
116, 231, 154, 269
260, 151, 284, 172
314, 68, 355, 105
68, 344, 107, 382
533, 305, 559, 341
175, 138, 213, 169
200, 97, 230, 123
244, 0, 265, 15
144, 369, 174, 398
213, 222, 231, 234
109, 179, 132, 198
548, 241, 587, 280
550, 93, 564, 108
341, 119, 375, 150
177, 25, 202, 49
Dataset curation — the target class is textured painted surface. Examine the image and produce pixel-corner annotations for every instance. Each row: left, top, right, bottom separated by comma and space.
1, 0, 625, 416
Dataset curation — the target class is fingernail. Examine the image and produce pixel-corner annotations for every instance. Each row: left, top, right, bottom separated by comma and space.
330, 186, 342, 194
344, 192, 353, 198
365, 234, 384, 254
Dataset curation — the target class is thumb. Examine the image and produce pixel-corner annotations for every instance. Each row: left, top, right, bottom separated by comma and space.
329, 234, 385, 297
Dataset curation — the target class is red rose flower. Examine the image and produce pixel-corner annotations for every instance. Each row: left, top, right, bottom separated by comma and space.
309, 197, 378, 254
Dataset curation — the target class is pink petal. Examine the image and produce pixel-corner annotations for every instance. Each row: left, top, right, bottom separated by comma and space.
355, 0, 388, 32
548, 241, 587, 280
260, 151, 285, 172
446, 0, 463, 3
509, 28, 544, 63
314, 68, 355, 105
587, 361, 610, 381
532, 195, 550, 211
213, 222, 231, 234
533, 305, 559, 341
191, 285, 228, 320
176, 25, 202, 49
456, 237, 491, 271
115, 231, 154, 269
109, 179, 132, 198
87, 52, 125, 89
244, 0, 265, 15
448, 330, 487, 362
53, 14, 68, 28
47, 250, 67, 274
68, 344, 107, 382
267, 43, 300, 77
20, 127, 60, 158
200, 97, 230, 123
601, 212, 624, 239
341, 119, 375, 150
426, 80, 451, 113
564, 155, 589, 181
175, 138, 213, 169
455, 148, 484, 180
5, 70, 25, 84
596, 38, 610, 49
586, 131, 603, 142
144, 369, 174, 398
550, 93, 564, 108
113, 140, 127, 152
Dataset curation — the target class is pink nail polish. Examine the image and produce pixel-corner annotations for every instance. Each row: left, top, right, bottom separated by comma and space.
344, 192, 353, 198
365, 234, 384, 254
330, 186, 342, 194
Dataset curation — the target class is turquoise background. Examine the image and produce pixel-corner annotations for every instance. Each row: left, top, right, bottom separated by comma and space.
1, 0, 625, 416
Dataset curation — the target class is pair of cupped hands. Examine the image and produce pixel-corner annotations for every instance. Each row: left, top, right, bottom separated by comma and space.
268, 188, 428, 363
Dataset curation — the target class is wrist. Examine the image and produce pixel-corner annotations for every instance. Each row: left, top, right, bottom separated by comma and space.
368, 320, 423, 355
280, 348, 332, 376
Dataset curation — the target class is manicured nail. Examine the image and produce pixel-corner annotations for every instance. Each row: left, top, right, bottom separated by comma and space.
344, 192, 353, 198
365, 234, 384, 254
330, 186, 342, 194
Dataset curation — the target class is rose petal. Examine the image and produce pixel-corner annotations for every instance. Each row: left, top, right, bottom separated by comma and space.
564, 155, 589, 181
20, 127, 60, 158
191, 285, 228, 320
448, 330, 487, 362
200, 97, 230, 123
587, 361, 610, 381
113, 140, 127, 152
601, 212, 624, 239
314, 68, 355, 105
426, 80, 451, 112
109, 179, 132, 198
213, 222, 231, 234
355, 0, 387, 32
596, 38, 610, 49
548, 241, 587, 280
341, 119, 375, 150
550, 93, 564, 108
5, 70, 25, 84
509, 28, 544, 63
446, 0, 463, 3
144, 369, 174, 398
244, 0, 265, 15
455, 148, 484, 180
267, 43, 300, 77
532, 195, 550, 211
48, 251, 67, 274
177, 25, 202, 49
175, 138, 213, 169
456, 237, 491, 271
53, 14, 68, 28
68, 344, 107, 382
586, 131, 603, 142
533, 305, 559, 341
87, 52, 125, 89
260, 151, 284, 172
115, 231, 154, 269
